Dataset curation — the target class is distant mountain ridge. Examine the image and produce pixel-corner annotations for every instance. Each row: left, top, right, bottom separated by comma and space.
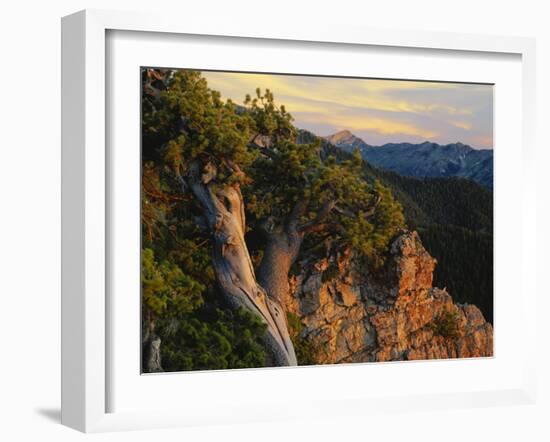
298, 128, 494, 323
324, 130, 493, 189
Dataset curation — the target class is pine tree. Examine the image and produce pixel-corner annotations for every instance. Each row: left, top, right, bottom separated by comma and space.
141, 68, 406, 369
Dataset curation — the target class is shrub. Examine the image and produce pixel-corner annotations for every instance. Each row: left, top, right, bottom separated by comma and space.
286, 312, 318, 365
429, 310, 461, 339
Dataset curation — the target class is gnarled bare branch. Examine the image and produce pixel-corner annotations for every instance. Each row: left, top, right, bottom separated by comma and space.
287, 198, 309, 232
298, 199, 337, 233
333, 192, 382, 219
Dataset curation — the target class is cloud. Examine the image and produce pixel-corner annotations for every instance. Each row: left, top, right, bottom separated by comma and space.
201, 70, 493, 148
450, 121, 473, 130
296, 111, 439, 139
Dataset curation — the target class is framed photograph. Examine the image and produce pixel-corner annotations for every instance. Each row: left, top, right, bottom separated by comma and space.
61, 9, 537, 432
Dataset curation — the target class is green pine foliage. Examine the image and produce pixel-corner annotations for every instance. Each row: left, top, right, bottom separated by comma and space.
143, 69, 255, 179
141, 69, 268, 371
158, 306, 267, 371
340, 177, 405, 268
286, 312, 317, 365
141, 248, 204, 317
242, 88, 320, 220
242, 90, 405, 269
319, 136, 493, 323
141, 68, 407, 371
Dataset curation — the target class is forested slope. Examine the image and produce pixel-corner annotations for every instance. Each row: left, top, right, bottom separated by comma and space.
305, 132, 494, 323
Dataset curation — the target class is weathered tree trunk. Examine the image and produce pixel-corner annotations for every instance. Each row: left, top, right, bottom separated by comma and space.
143, 335, 163, 372
142, 315, 163, 372
184, 161, 297, 366
257, 198, 329, 307
258, 229, 303, 308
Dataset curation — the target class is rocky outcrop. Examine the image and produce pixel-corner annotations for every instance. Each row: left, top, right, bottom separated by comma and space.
286, 230, 493, 364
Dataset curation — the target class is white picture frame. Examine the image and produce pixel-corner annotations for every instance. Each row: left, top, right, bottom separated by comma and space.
61, 9, 537, 433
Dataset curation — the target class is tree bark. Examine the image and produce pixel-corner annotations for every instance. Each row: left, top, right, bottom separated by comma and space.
184, 161, 297, 366
142, 315, 163, 372
143, 335, 163, 373
257, 198, 336, 307
257, 230, 303, 308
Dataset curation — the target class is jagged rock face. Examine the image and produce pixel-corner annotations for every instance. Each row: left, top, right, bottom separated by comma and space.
286, 231, 493, 364
286, 249, 375, 364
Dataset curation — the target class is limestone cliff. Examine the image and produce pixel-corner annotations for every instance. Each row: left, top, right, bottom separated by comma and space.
286, 230, 493, 364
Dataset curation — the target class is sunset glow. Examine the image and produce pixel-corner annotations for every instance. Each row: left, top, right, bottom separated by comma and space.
202, 71, 493, 149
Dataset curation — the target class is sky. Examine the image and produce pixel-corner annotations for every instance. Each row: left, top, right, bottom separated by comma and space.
201, 71, 493, 149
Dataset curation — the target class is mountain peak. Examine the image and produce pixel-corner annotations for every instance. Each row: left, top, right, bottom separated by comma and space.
325, 129, 354, 144
324, 130, 370, 150
335, 129, 353, 137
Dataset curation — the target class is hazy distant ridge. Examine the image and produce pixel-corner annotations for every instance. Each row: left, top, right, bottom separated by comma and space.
325, 130, 493, 189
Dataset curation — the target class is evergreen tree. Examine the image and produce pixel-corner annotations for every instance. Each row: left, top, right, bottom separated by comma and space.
141, 68, 406, 370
